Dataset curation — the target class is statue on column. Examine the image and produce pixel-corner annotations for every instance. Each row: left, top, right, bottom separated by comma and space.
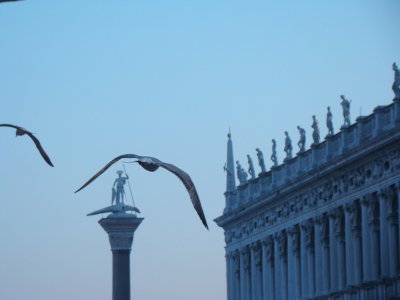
393, 62, 400, 99
340, 95, 352, 128
271, 139, 278, 167
112, 170, 129, 205
311, 115, 320, 145
297, 126, 306, 152
326, 106, 334, 136
284, 131, 293, 161
256, 148, 266, 173
247, 154, 256, 179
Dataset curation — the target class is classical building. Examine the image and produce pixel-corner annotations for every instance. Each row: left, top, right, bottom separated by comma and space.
215, 90, 400, 298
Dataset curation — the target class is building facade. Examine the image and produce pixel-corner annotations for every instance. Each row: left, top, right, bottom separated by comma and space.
215, 94, 400, 299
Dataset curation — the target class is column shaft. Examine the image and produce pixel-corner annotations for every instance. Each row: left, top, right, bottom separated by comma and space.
361, 198, 371, 281
112, 250, 131, 300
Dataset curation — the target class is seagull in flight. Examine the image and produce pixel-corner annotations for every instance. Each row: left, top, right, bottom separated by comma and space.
0, 124, 54, 167
75, 154, 209, 229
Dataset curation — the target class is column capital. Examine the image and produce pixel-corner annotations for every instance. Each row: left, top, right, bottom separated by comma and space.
319, 213, 330, 245
99, 213, 144, 251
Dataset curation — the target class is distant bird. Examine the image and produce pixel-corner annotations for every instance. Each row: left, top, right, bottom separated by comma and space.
75, 154, 209, 229
0, 124, 54, 167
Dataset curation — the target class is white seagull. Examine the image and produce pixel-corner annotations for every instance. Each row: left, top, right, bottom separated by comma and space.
0, 123, 54, 167
75, 154, 209, 229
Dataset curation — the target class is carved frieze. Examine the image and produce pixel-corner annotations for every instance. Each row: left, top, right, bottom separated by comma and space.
224, 146, 400, 245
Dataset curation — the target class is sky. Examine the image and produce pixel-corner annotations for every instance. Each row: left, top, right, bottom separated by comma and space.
0, 1, 399, 300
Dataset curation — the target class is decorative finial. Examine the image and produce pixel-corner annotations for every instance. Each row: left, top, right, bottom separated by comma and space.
227, 127, 231, 139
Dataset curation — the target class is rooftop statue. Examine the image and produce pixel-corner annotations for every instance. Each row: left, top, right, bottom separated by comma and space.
326, 106, 334, 136
311, 115, 320, 144
393, 62, 400, 99
0, 123, 54, 167
247, 155, 256, 179
284, 131, 293, 161
236, 160, 248, 184
75, 153, 209, 229
297, 126, 306, 152
340, 95, 352, 128
256, 148, 266, 173
271, 139, 278, 167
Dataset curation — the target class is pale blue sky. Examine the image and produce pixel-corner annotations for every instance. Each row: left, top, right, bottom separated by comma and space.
0, 1, 399, 300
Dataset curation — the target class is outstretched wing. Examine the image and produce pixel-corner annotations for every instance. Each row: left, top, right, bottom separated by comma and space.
156, 160, 209, 229
75, 154, 143, 193
0, 123, 20, 130
25, 132, 54, 167
0, 123, 54, 167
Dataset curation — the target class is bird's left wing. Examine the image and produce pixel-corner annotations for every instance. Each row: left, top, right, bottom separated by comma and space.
75, 154, 142, 193
25, 132, 54, 167
158, 161, 209, 229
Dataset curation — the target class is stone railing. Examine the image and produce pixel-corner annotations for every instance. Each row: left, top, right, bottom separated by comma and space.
225, 99, 400, 212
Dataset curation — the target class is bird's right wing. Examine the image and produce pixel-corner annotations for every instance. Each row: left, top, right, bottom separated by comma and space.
157, 161, 209, 229
75, 154, 143, 193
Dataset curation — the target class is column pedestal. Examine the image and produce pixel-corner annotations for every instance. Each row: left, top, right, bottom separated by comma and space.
99, 213, 144, 300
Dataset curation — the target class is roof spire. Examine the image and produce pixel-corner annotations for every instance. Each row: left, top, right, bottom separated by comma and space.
225, 129, 236, 192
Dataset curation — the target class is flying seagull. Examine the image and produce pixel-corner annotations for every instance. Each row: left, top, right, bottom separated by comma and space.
75, 154, 209, 229
0, 124, 54, 167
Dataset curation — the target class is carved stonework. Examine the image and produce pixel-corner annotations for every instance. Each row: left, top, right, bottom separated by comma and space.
264, 236, 274, 264
334, 207, 345, 238
252, 242, 262, 270
223, 146, 400, 245
276, 230, 287, 259
302, 220, 315, 250
368, 193, 379, 226
288, 225, 300, 256
319, 213, 329, 246
241, 246, 251, 273
233, 251, 240, 277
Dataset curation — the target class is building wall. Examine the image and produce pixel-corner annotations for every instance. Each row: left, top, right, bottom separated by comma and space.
215, 98, 400, 300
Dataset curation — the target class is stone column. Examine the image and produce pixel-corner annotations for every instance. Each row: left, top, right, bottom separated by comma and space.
329, 211, 338, 291
288, 225, 301, 300
262, 236, 275, 300
335, 207, 346, 290
274, 234, 282, 300
226, 252, 234, 300
99, 213, 144, 300
369, 193, 380, 280
361, 195, 372, 281
254, 242, 263, 300
378, 189, 390, 278
351, 200, 363, 285
300, 222, 309, 298
345, 203, 355, 286
243, 246, 251, 300
305, 220, 316, 297
251, 244, 257, 300
314, 217, 323, 296
232, 251, 241, 300
386, 185, 399, 277
240, 248, 247, 300
320, 214, 330, 294
277, 231, 288, 300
